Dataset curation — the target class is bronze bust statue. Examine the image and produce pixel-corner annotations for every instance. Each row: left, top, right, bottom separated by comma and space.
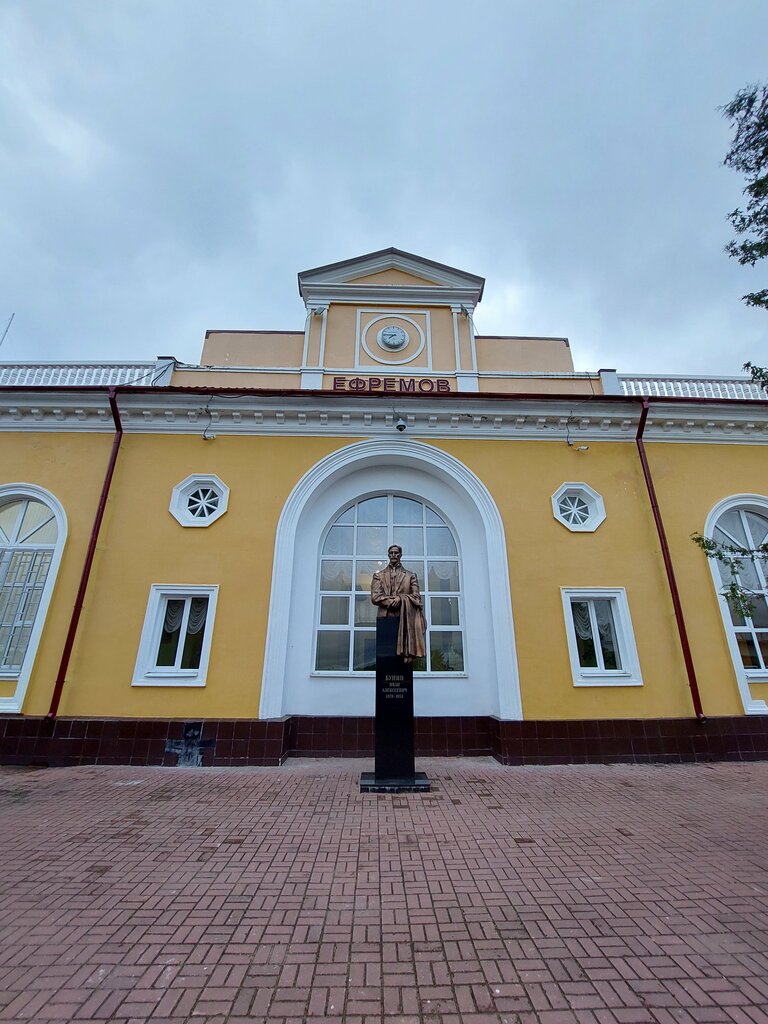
370, 544, 426, 662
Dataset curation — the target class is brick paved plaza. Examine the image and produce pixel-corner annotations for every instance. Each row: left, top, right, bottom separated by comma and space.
0, 758, 766, 1024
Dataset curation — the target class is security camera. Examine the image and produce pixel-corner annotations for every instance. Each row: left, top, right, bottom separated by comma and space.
395, 417, 407, 432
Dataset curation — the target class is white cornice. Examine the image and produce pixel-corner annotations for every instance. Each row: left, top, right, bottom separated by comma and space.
1, 390, 768, 444
300, 284, 481, 308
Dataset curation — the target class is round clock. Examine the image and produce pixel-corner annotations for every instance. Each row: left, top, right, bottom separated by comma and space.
377, 325, 409, 351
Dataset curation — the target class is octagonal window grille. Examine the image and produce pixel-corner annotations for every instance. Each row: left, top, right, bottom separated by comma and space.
170, 475, 229, 528
558, 493, 590, 526
551, 483, 605, 533
187, 487, 220, 519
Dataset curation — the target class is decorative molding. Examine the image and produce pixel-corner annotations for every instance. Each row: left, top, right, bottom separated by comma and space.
169, 474, 229, 528
297, 247, 485, 309
300, 370, 324, 390
357, 309, 430, 368
456, 373, 480, 393
259, 439, 521, 721
300, 284, 482, 307
0, 363, 158, 387
702, 493, 768, 715
621, 374, 765, 401
552, 482, 606, 533
1, 390, 767, 444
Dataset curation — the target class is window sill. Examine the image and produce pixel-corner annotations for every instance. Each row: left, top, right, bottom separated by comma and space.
132, 676, 207, 688
0, 672, 20, 681
573, 674, 643, 688
746, 669, 768, 682
311, 671, 469, 679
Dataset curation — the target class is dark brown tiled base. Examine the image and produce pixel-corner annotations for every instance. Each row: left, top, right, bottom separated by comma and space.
1, 714, 768, 767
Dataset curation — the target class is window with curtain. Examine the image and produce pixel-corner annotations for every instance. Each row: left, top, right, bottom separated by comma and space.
561, 588, 642, 686
0, 498, 58, 676
710, 506, 768, 672
570, 598, 621, 671
132, 585, 218, 686
315, 494, 464, 673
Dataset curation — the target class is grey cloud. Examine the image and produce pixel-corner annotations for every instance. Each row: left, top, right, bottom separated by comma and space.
1, 0, 766, 373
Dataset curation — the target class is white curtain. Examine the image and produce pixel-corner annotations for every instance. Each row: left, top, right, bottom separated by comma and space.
162, 600, 184, 635
187, 597, 208, 635
571, 601, 592, 640
594, 601, 617, 656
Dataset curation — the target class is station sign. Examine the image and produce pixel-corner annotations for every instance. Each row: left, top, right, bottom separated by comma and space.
331, 376, 452, 394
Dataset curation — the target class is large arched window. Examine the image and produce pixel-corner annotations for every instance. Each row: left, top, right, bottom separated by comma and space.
0, 485, 66, 713
0, 496, 59, 676
314, 494, 464, 674
710, 503, 768, 673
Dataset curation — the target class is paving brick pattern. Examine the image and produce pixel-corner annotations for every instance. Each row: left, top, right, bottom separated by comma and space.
0, 758, 766, 1024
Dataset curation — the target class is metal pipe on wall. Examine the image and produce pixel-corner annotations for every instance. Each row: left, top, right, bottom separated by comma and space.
47, 389, 124, 718
635, 397, 705, 720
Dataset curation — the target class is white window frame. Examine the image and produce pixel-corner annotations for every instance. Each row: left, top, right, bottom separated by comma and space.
311, 493, 467, 678
560, 587, 642, 686
132, 584, 218, 687
169, 474, 229, 528
0, 484, 67, 714
551, 482, 606, 533
703, 494, 768, 715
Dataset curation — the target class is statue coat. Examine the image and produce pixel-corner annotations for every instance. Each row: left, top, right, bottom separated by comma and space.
370, 565, 427, 662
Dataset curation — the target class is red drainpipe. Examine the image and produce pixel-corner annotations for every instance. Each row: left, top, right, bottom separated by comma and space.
635, 398, 705, 721
47, 389, 124, 718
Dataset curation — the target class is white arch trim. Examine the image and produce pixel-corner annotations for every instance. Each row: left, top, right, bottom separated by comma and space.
704, 493, 768, 715
259, 439, 522, 719
0, 483, 68, 714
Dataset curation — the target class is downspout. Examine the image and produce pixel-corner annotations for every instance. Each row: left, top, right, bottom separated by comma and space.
635, 398, 705, 721
47, 388, 124, 718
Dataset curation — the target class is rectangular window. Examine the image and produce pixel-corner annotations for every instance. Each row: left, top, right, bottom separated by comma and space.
132, 585, 218, 687
561, 588, 642, 686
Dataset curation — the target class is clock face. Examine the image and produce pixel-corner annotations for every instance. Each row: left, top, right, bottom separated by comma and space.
377, 325, 409, 351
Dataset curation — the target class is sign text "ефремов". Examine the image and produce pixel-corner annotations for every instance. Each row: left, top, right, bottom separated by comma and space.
332, 376, 452, 393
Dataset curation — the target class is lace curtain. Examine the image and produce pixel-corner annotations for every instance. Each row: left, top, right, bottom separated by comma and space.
187, 597, 208, 634
162, 597, 208, 636
572, 600, 617, 657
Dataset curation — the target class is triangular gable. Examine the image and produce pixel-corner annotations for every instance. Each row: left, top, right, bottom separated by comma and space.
297, 247, 485, 308
347, 268, 441, 287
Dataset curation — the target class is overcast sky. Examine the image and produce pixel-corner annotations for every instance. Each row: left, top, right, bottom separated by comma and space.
1, 1, 766, 375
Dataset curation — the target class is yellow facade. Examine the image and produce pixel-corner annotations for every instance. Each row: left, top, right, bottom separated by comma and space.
3, 431, 764, 722
1, 249, 767, 765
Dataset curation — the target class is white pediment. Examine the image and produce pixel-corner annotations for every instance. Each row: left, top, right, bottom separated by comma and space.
297, 247, 485, 308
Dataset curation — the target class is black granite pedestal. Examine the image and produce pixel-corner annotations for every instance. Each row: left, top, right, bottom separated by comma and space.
360, 617, 430, 793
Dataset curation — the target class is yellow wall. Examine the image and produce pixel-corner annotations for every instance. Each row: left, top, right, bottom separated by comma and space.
172, 370, 301, 389
642, 442, 768, 717
188, 312, 581, 394
477, 376, 599, 395
347, 269, 439, 286
7, 429, 764, 721
475, 337, 574, 373
49, 434, 351, 719
201, 332, 304, 366
0, 432, 115, 716
432, 439, 708, 720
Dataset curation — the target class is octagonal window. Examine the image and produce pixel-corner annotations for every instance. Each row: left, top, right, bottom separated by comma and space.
170, 475, 229, 527
551, 483, 605, 533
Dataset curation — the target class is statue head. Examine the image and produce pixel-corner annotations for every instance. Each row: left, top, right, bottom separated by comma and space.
387, 544, 402, 567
